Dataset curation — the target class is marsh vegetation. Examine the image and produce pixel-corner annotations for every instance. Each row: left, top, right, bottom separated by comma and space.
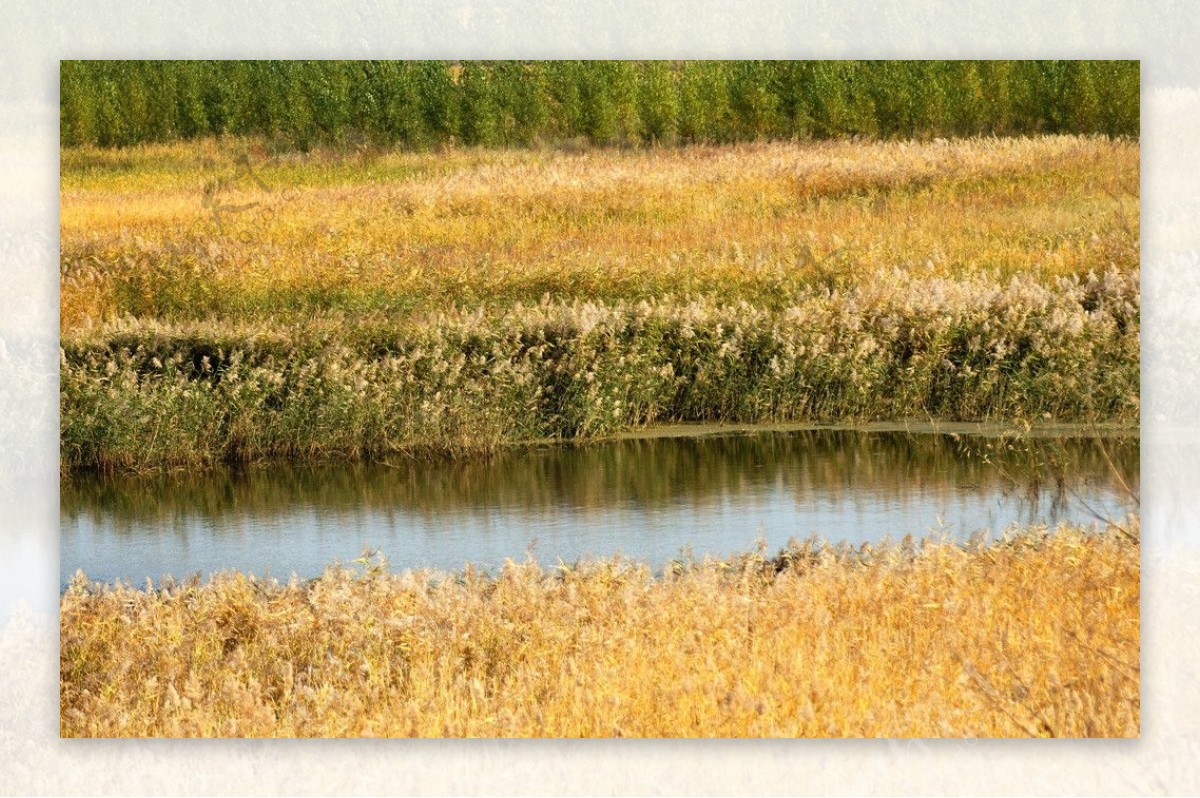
59, 60, 1140, 738
61, 135, 1139, 473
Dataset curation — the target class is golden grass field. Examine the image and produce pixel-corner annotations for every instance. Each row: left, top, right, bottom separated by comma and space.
60, 523, 1139, 738
61, 135, 1138, 330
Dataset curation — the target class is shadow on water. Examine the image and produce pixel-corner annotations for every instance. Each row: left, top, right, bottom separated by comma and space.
61, 429, 1139, 586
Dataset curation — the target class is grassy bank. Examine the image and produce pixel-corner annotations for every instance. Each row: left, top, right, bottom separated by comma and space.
60, 522, 1140, 737
60, 136, 1139, 473
61, 269, 1139, 473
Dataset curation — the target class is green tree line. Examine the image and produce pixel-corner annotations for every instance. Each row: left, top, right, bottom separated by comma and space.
60, 60, 1139, 149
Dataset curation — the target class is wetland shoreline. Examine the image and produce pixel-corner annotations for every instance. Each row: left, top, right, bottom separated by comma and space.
61, 426, 1140, 588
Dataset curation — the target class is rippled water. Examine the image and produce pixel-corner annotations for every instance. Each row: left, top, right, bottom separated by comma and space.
61, 429, 1139, 587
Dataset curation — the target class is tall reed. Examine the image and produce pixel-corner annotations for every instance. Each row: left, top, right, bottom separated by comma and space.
61, 268, 1139, 473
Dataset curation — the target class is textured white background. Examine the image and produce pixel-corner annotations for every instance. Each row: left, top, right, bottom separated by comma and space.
2, 1, 1198, 793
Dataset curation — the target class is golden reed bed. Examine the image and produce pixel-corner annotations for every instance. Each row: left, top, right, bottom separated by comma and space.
60, 523, 1139, 737
60, 135, 1138, 331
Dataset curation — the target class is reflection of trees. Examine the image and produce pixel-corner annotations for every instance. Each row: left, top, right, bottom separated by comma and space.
62, 431, 1140, 537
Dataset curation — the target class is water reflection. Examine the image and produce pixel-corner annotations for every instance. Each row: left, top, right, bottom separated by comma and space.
61, 430, 1139, 586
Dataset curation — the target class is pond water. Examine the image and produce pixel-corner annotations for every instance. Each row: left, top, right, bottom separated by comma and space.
60, 429, 1139, 588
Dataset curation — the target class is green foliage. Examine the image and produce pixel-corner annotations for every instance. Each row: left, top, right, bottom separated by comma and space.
1096, 60, 1141, 136
801, 62, 877, 138
60, 60, 1141, 150
416, 61, 460, 144
60, 61, 97, 147
636, 61, 679, 144
728, 61, 784, 140
677, 61, 734, 143
366, 61, 429, 146
572, 60, 639, 146
459, 62, 503, 147
172, 61, 211, 139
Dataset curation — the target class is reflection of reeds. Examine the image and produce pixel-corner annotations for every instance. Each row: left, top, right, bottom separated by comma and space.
61, 265, 1140, 473
61, 431, 1140, 534
59, 522, 1139, 737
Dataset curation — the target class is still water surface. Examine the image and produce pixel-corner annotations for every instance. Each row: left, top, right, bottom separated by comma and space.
61, 430, 1139, 587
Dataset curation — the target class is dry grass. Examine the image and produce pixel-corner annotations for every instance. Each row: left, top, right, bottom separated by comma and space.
60, 135, 1139, 330
60, 522, 1139, 738
59, 135, 1139, 472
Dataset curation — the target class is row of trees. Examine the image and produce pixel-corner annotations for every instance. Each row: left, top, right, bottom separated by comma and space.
60, 60, 1139, 149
